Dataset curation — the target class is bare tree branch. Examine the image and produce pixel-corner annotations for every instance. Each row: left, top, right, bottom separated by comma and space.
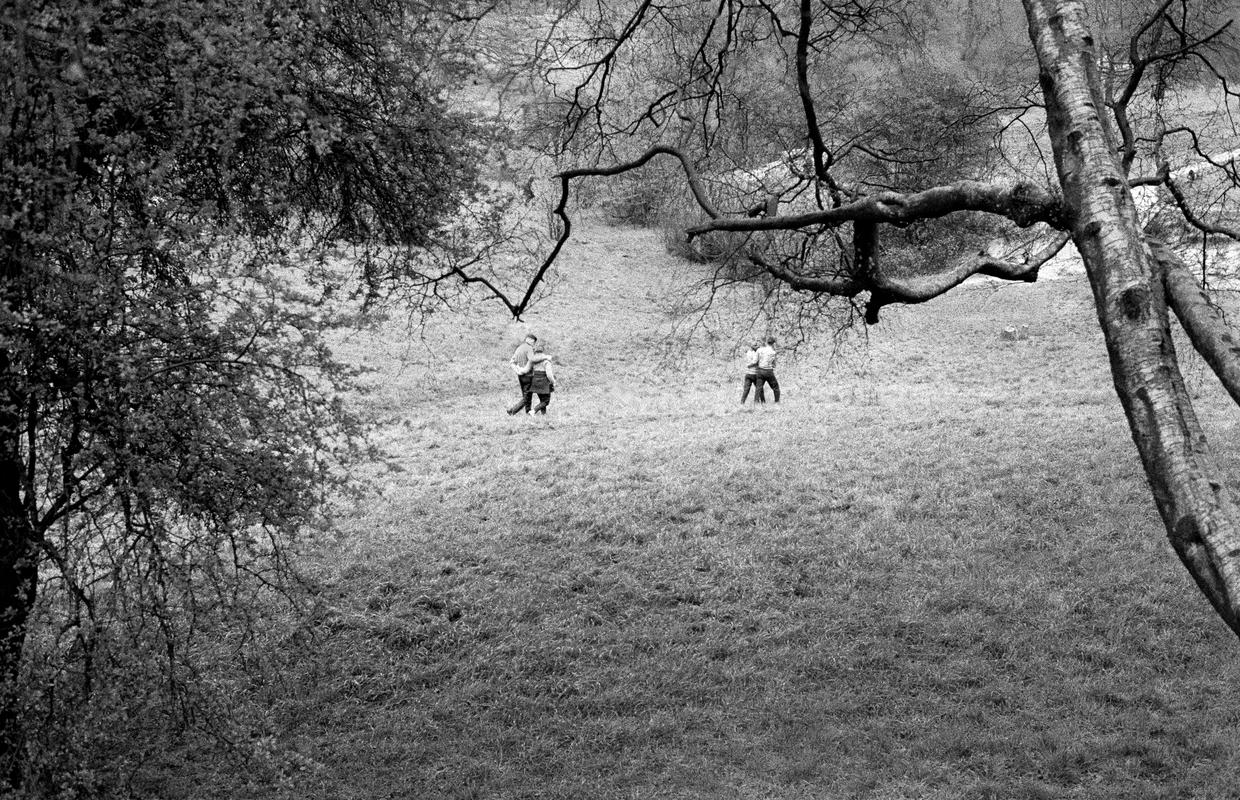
686, 180, 1065, 237
1110, 0, 1233, 173
1161, 167, 1240, 241
746, 230, 1069, 323
747, 252, 863, 294
863, 232, 1069, 321
513, 145, 722, 317
795, 0, 839, 207
1157, 239, 1240, 407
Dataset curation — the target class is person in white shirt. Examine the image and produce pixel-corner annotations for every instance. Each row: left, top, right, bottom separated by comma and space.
740, 341, 765, 404
755, 336, 780, 403
507, 333, 540, 415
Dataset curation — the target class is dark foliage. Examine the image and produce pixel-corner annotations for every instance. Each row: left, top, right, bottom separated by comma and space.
0, 0, 488, 791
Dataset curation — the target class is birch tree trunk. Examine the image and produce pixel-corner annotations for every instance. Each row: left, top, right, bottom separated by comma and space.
1024, 0, 1240, 636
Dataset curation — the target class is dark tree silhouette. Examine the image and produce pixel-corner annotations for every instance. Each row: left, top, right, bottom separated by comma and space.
0, 0, 512, 787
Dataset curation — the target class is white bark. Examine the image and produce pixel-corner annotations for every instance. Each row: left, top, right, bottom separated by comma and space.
1025, 0, 1240, 636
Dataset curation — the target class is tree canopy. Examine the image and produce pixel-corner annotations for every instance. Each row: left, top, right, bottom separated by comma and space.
0, 0, 511, 788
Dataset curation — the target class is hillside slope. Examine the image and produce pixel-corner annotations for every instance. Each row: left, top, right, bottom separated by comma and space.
225, 221, 1240, 800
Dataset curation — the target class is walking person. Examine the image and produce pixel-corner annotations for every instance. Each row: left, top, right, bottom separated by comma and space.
740, 341, 765, 404
529, 343, 556, 414
756, 336, 780, 403
507, 333, 539, 415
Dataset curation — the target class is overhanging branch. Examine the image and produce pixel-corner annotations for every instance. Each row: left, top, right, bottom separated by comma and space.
872, 231, 1068, 300
746, 231, 1071, 323
686, 180, 1066, 237
513, 146, 720, 318
863, 231, 1070, 322
516, 152, 1069, 322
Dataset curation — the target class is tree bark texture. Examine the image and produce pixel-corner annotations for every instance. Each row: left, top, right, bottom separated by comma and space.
1157, 240, 1240, 408
1025, 0, 1240, 636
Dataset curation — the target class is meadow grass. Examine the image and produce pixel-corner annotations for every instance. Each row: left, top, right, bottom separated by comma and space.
199, 222, 1240, 799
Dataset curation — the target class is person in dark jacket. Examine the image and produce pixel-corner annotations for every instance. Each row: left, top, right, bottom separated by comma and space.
529, 343, 556, 414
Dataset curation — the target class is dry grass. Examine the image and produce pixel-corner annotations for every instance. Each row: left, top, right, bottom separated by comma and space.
190, 222, 1240, 799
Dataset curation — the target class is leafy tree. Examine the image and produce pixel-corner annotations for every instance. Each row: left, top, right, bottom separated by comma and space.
504, 0, 1240, 636
0, 0, 517, 789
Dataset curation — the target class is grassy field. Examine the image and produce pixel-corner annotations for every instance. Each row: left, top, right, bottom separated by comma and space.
192, 222, 1240, 799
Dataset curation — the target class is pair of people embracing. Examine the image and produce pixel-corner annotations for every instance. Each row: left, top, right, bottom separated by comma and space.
507, 333, 556, 415
741, 336, 780, 404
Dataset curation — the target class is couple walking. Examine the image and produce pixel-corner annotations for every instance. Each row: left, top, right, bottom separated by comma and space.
507, 333, 556, 415
741, 337, 780, 404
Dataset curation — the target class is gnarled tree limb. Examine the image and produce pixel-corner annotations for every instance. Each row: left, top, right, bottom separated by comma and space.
685, 180, 1066, 237
746, 231, 1071, 323
870, 232, 1069, 299
864, 231, 1071, 322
